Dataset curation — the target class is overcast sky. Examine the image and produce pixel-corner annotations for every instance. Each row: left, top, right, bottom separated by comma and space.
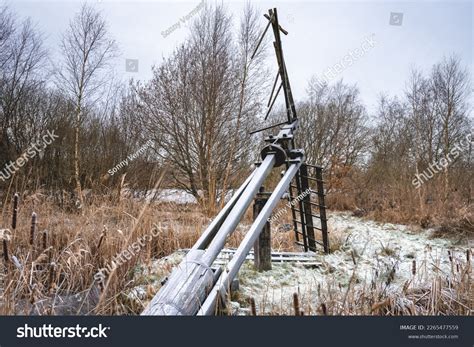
7, 0, 473, 115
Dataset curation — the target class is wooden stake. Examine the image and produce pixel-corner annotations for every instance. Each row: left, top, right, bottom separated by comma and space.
321, 303, 327, 315
249, 297, 257, 316
293, 293, 300, 316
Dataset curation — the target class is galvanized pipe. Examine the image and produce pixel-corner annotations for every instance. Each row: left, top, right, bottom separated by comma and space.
192, 170, 256, 250
201, 155, 276, 265
142, 155, 276, 316
142, 249, 214, 315
197, 160, 302, 315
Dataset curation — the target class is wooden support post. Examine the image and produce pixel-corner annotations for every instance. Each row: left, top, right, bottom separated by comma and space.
253, 187, 272, 271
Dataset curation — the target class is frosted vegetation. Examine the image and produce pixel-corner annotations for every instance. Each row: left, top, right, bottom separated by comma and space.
131, 212, 472, 315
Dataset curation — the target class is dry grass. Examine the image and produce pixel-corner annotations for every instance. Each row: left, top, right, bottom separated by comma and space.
0, 191, 306, 315
326, 174, 474, 238
1, 190, 471, 316
0, 190, 208, 315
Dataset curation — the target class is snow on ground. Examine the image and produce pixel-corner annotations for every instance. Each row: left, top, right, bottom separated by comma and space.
131, 212, 472, 314
123, 188, 198, 204
234, 213, 471, 314
122, 189, 234, 204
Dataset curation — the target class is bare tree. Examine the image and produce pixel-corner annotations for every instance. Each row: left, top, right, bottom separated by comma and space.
135, 4, 263, 212
431, 56, 470, 200
407, 69, 430, 211
57, 4, 117, 207
298, 79, 369, 192
0, 5, 14, 70
218, 2, 268, 207
0, 7, 47, 165
362, 56, 471, 223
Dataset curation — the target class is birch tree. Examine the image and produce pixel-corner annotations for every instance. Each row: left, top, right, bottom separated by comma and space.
57, 4, 117, 207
